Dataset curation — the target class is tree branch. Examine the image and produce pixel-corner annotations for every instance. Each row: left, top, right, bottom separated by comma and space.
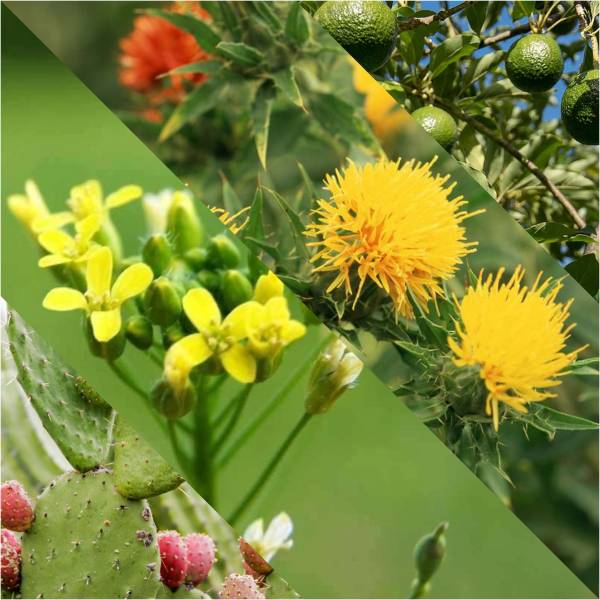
575, 1, 600, 66
433, 97, 587, 229
397, 1, 473, 32
480, 9, 566, 47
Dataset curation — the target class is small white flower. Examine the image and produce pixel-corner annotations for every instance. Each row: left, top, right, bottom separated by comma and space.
142, 189, 194, 234
243, 512, 293, 562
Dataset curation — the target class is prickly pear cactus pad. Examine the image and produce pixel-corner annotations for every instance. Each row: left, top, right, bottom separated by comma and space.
5, 307, 113, 471
114, 416, 183, 500
21, 469, 162, 599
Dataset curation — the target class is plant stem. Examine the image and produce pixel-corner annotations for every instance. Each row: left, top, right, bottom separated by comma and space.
480, 9, 566, 46
227, 412, 313, 526
433, 96, 587, 229
212, 384, 253, 454
193, 377, 215, 505
575, 1, 600, 66
148, 348, 164, 368
396, 1, 472, 32
108, 360, 148, 400
216, 338, 330, 469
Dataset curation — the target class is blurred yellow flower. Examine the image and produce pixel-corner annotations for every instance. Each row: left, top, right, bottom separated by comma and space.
37, 213, 102, 268
306, 157, 480, 318
448, 267, 585, 430
34, 180, 142, 231
351, 59, 410, 141
210, 206, 250, 235
7, 180, 50, 233
253, 272, 284, 304
42, 247, 153, 342
165, 288, 258, 386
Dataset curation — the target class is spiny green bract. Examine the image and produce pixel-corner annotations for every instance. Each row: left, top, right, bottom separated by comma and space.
21, 469, 163, 599
315, 0, 397, 72
505, 33, 564, 93
6, 307, 113, 472
114, 416, 184, 500
561, 70, 599, 145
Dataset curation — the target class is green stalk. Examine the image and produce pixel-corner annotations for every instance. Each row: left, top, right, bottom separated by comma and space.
193, 376, 215, 505
228, 412, 312, 526
212, 384, 253, 454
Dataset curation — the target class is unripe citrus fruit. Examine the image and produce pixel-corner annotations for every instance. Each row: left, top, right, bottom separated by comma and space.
506, 33, 564, 92
561, 70, 599, 145
411, 106, 458, 148
315, 0, 396, 72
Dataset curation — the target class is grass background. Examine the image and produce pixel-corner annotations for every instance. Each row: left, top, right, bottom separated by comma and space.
1, 5, 597, 598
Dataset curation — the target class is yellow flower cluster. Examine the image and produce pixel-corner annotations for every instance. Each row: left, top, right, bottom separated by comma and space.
449, 267, 585, 430
306, 157, 480, 318
165, 272, 306, 388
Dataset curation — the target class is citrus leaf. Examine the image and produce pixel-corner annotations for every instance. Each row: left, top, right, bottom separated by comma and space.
159, 78, 221, 141
429, 33, 480, 78
143, 9, 220, 53
512, 0, 536, 20
465, 2, 489, 33
216, 41, 265, 67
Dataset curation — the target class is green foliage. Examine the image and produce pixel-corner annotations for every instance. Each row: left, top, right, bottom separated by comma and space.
114, 416, 183, 500
6, 306, 114, 472
21, 470, 163, 599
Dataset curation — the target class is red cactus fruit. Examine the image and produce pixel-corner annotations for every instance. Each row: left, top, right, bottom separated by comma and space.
158, 530, 188, 591
1, 529, 21, 591
184, 533, 216, 586
1, 481, 34, 532
219, 573, 265, 599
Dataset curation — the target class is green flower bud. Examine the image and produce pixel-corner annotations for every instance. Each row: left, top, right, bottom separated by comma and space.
305, 338, 363, 415
162, 321, 186, 349
166, 191, 203, 255
84, 319, 126, 361
206, 234, 241, 269
221, 270, 253, 312
184, 247, 209, 271
151, 378, 196, 419
143, 276, 182, 327
255, 352, 283, 382
125, 315, 154, 350
197, 269, 222, 293
413, 522, 448, 586
143, 234, 173, 277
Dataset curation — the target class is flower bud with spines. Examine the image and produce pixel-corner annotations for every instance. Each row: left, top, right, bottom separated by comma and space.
143, 233, 173, 277
125, 315, 154, 350
221, 270, 253, 312
206, 234, 241, 269
144, 276, 182, 327
166, 191, 204, 255
305, 337, 363, 415
152, 378, 196, 419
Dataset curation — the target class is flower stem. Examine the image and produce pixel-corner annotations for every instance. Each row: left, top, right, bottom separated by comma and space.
212, 385, 253, 454
227, 412, 313, 526
108, 360, 148, 400
193, 376, 215, 505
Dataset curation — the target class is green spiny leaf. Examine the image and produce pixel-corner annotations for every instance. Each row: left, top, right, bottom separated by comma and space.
216, 41, 265, 67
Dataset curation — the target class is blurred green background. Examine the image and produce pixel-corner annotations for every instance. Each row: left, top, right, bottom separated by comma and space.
2, 5, 597, 598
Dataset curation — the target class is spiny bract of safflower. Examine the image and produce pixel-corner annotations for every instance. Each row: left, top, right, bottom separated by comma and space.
448, 266, 585, 431
305, 157, 480, 318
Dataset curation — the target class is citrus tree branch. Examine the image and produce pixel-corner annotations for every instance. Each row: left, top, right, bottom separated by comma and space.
397, 1, 473, 32
480, 10, 565, 47
433, 97, 587, 229
575, 1, 600, 66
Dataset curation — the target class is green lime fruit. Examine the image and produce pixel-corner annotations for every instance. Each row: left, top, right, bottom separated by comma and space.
561, 70, 599, 145
506, 33, 564, 92
315, 0, 396, 72
411, 106, 458, 148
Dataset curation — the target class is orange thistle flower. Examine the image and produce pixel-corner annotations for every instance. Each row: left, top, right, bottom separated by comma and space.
119, 2, 212, 104
306, 157, 481, 318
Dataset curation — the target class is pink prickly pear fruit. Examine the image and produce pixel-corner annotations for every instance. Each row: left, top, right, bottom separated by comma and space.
1, 481, 34, 532
184, 533, 216, 586
219, 573, 265, 599
1, 529, 21, 591
157, 530, 188, 591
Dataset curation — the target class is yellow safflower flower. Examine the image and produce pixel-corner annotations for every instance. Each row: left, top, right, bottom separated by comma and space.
448, 266, 585, 431
37, 213, 102, 268
165, 288, 258, 386
42, 247, 153, 342
305, 157, 481, 318
7, 180, 50, 233
351, 59, 410, 141
33, 180, 142, 231
209, 206, 250, 235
